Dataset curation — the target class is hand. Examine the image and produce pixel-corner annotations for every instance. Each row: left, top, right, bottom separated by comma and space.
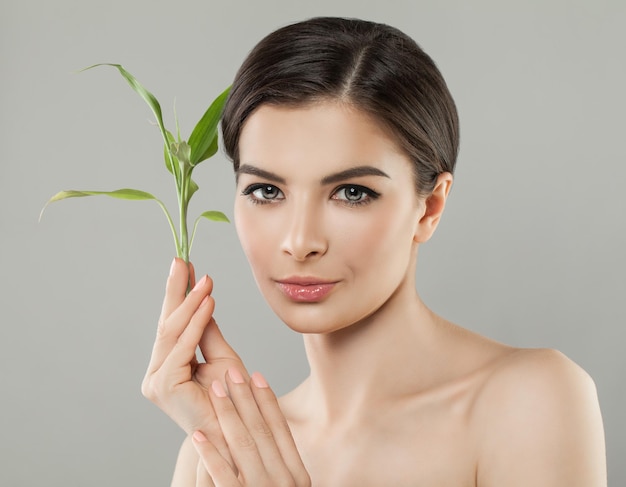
142, 258, 246, 454
191, 368, 311, 487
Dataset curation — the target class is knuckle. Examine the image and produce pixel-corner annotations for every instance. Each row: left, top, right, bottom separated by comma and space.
141, 377, 161, 402
212, 459, 233, 478
217, 398, 237, 415
233, 432, 256, 450
252, 420, 273, 438
140, 384, 151, 400
276, 416, 293, 434
143, 372, 174, 401
140, 378, 151, 399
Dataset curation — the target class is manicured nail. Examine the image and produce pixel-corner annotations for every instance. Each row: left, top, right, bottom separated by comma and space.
251, 372, 269, 388
193, 275, 207, 291
169, 258, 177, 276
228, 367, 245, 384
193, 431, 208, 443
211, 380, 227, 398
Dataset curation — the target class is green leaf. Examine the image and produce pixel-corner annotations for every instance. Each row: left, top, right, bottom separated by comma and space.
47, 188, 158, 202
171, 140, 192, 167
198, 210, 230, 223
200, 134, 219, 162
189, 210, 230, 253
188, 178, 199, 200
40, 188, 181, 255
188, 86, 230, 166
164, 130, 176, 175
82, 64, 166, 136
40, 188, 158, 220
82, 63, 175, 173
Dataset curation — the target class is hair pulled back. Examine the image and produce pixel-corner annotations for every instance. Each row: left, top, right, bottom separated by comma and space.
221, 17, 459, 197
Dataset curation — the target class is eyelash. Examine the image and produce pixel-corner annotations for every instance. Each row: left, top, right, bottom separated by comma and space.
241, 184, 284, 205
241, 183, 380, 207
331, 185, 380, 206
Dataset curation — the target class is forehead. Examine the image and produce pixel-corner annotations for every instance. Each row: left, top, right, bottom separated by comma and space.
238, 102, 409, 175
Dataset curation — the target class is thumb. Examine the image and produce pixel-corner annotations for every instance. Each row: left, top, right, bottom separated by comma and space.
198, 317, 243, 365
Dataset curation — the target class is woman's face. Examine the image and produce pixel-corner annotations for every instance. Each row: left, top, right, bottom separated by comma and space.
234, 101, 426, 334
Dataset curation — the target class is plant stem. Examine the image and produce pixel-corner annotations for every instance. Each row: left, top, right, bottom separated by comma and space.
178, 166, 191, 264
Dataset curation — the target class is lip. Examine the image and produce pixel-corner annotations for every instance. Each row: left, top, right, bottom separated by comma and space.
275, 277, 338, 302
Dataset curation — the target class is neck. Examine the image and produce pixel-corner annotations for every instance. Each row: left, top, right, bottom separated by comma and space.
298, 278, 441, 427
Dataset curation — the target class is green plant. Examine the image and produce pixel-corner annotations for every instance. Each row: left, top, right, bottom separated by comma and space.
41, 64, 230, 263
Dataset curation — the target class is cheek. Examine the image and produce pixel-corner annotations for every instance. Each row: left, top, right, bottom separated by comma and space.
234, 204, 274, 274
333, 205, 417, 264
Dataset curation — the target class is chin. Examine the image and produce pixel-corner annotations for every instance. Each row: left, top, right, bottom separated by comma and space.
270, 298, 378, 336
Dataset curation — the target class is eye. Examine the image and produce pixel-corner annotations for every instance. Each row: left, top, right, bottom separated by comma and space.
331, 185, 379, 206
242, 183, 285, 204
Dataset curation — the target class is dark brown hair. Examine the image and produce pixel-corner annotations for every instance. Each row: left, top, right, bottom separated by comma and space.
221, 17, 459, 197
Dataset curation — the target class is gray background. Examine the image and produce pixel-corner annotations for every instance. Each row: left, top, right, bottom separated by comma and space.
1, 0, 624, 485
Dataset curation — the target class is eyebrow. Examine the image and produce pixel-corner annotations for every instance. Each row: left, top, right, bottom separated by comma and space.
320, 166, 390, 185
237, 164, 390, 185
237, 164, 286, 184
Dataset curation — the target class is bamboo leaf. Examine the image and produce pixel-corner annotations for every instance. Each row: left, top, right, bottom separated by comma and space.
40, 188, 181, 254
164, 130, 176, 175
188, 178, 199, 200
40, 188, 159, 220
198, 210, 230, 223
188, 86, 230, 166
47, 188, 158, 203
171, 140, 192, 167
82, 64, 166, 136
81, 64, 174, 173
189, 210, 230, 252
197, 133, 219, 162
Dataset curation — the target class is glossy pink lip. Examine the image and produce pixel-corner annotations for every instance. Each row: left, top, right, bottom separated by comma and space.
275, 277, 338, 302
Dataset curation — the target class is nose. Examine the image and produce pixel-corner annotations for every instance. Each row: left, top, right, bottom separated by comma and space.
280, 200, 328, 261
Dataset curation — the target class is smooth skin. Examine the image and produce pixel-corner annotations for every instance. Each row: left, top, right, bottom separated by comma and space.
143, 102, 607, 486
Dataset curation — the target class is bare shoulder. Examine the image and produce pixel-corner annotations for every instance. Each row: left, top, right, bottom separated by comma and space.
477, 347, 598, 404
471, 348, 606, 487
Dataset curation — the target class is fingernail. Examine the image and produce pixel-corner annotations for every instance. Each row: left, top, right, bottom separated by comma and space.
211, 380, 227, 398
193, 275, 207, 291
228, 367, 245, 384
193, 431, 208, 443
251, 372, 269, 388
200, 295, 209, 307
169, 258, 177, 276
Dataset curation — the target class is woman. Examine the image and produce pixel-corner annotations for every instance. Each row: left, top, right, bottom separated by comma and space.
142, 17, 606, 486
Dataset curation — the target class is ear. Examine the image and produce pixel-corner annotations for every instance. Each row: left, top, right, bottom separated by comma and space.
414, 172, 453, 243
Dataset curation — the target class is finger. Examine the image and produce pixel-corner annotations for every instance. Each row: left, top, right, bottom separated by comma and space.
225, 368, 292, 480
147, 274, 213, 374
158, 260, 206, 334
193, 431, 241, 487
158, 294, 216, 375
158, 258, 189, 327
250, 372, 310, 485
209, 379, 268, 484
